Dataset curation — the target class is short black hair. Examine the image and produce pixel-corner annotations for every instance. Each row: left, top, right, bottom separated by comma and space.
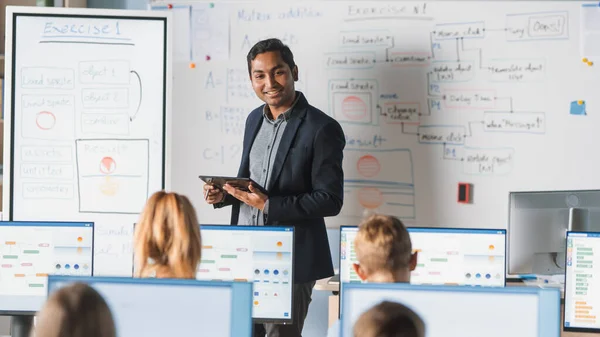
247, 38, 296, 76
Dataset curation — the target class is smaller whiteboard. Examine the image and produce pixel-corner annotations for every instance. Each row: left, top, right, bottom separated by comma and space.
3, 6, 172, 276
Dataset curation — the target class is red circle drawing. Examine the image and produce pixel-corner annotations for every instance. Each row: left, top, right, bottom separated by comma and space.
357, 155, 381, 177
35, 111, 56, 130
342, 96, 367, 120
99, 157, 116, 174
358, 187, 384, 209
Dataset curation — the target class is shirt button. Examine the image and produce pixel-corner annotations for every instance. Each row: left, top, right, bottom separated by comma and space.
267, 145, 271, 149
252, 215, 256, 219
263, 169, 267, 173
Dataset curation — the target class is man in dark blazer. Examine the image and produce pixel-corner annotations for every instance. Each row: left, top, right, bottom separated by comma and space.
204, 38, 345, 337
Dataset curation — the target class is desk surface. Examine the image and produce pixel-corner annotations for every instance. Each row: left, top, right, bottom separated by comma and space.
315, 276, 565, 297
314, 277, 338, 292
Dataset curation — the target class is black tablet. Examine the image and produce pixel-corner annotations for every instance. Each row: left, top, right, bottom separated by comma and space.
199, 175, 268, 194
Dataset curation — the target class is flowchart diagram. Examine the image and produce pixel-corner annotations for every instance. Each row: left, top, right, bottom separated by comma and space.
323, 11, 569, 176
18, 60, 149, 214
325, 9, 570, 220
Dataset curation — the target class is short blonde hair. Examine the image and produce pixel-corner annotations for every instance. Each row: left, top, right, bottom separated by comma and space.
134, 191, 201, 279
353, 301, 425, 337
354, 214, 412, 275
34, 283, 116, 337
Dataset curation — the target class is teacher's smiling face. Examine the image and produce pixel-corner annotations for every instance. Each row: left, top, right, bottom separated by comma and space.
249, 50, 298, 117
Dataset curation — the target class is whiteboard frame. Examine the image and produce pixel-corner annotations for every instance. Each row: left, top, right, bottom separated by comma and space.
2, 5, 173, 219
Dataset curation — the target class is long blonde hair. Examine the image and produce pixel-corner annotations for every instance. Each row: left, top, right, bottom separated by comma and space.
134, 191, 201, 279
34, 283, 116, 337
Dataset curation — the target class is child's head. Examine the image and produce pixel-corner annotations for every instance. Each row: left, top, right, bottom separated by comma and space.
34, 283, 116, 337
134, 191, 201, 279
353, 214, 417, 282
353, 301, 425, 337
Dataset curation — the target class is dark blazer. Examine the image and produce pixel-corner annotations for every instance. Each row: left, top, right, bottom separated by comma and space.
216, 92, 345, 283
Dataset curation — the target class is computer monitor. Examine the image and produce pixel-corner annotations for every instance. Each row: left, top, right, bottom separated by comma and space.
47, 276, 253, 337
340, 226, 506, 286
197, 225, 294, 323
508, 190, 600, 275
341, 283, 560, 337
0, 221, 94, 314
564, 231, 600, 333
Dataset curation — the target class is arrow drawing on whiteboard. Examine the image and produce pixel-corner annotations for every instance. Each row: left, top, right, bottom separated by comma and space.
460, 38, 489, 70
130, 70, 142, 121
401, 122, 419, 136
377, 104, 384, 116
463, 121, 484, 138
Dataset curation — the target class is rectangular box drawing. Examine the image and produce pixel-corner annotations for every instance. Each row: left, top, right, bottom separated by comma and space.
21, 146, 73, 163
528, 14, 567, 38
488, 58, 546, 82
81, 114, 130, 136
443, 89, 496, 109
79, 60, 131, 84
483, 111, 545, 134
21, 67, 74, 90
339, 30, 393, 48
342, 149, 415, 219
81, 88, 129, 109
324, 51, 376, 69
22, 183, 74, 199
75, 139, 149, 214
418, 125, 466, 145
430, 61, 475, 82
21, 95, 75, 140
506, 11, 568, 41
329, 79, 378, 125
433, 21, 485, 40
463, 147, 514, 175
382, 102, 420, 125
20, 164, 74, 180
388, 52, 430, 67
332, 92, 373, 125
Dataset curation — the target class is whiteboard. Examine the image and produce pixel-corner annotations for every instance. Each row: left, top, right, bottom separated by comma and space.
158, 1, 600, 230
3, 6, 172, 276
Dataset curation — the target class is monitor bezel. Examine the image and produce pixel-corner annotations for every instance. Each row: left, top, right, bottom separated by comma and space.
338, 225, 508, 318
0, 220, 95, 316
341, 282, 561, 337
199, 224, 295, 325
339, 226, 507, 286
563, 231, 600, 333
47, 275, 254, 336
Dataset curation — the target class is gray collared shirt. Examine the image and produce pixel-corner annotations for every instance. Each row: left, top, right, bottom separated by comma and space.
238, 93, 301, 226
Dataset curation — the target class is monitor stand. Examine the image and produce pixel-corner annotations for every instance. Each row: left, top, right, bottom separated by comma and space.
532, 252, 565, 275
11, 315, 34, 337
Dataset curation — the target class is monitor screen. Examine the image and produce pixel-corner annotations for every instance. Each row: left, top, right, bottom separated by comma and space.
197, 225, 294, 323
508, 190, 600, 275
340, 226, 506, 286
341, 283, 560, 337
47, 276, 252, 337
564, 231, 600, 333
0, 221, 94, 314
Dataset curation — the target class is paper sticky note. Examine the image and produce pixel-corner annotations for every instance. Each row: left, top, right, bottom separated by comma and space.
570, 101, 587, 115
